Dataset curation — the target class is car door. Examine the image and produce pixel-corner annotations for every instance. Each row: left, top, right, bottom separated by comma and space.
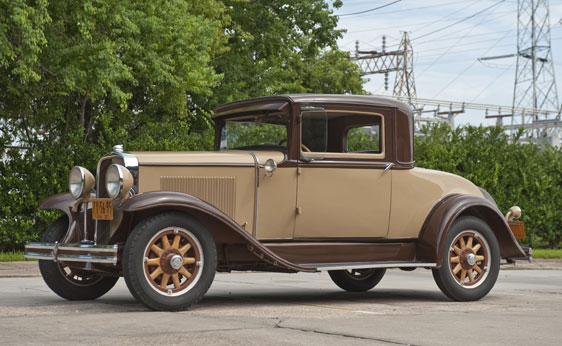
293, 109, 392, 239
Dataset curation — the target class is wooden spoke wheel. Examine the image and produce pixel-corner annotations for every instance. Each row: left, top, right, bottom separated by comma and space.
448, 231, 490, 288
432, 216, 500, 301
123, 212, 216, 311
143, 227, 203, 296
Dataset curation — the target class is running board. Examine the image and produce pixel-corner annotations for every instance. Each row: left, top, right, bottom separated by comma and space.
24, 242, 119, 265
302, 262, 437, 271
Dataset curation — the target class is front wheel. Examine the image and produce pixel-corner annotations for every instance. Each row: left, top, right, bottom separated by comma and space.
38, 216, 118, 300
432, 216, 500, 301
328, 268, 386, 292
123, 212, 217, 311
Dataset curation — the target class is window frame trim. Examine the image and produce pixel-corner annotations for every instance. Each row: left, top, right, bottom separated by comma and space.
299, 110, 386, 161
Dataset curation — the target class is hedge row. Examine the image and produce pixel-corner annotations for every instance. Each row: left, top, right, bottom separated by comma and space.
415, 125, 562, 248
1, 124, 561, 250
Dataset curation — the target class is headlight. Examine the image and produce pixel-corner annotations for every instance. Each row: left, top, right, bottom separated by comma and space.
69, 166, 95, 199
105, 164, 133, 199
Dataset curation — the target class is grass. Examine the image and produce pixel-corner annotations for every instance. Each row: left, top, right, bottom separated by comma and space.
532, 249, 562, 259
0, 248, 561, 262
0, 251, 29, 262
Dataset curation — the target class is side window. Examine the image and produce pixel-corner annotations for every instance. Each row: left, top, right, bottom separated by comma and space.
346, 123, 381, 153
300, 111, 385, 159
301, 111, 328, 152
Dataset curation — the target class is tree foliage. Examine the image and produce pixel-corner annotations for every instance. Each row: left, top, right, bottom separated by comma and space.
212, 0, 364, 104
0, 0, 365, 250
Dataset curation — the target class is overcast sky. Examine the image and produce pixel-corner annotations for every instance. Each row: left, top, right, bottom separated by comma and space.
332, 0, 562, 126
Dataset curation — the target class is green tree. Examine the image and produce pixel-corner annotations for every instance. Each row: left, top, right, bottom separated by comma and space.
212, 0, 364, 105
0, 0, 368, 251
0, 0, 228, 250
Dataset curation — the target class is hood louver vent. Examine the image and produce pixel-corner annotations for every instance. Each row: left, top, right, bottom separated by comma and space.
160, 176, 236, 218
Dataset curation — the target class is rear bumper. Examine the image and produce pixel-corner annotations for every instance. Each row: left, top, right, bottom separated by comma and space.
24, 242, 119, 265
506, 246, 532, 264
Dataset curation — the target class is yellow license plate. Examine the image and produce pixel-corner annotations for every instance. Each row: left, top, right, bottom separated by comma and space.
509, 221, 526, 239
92, 198, 114, 220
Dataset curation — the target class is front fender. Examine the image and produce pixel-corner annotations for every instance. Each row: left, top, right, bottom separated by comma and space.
121, 191, 314, 272
417, 194, 527, 267
39, 193, 75, 219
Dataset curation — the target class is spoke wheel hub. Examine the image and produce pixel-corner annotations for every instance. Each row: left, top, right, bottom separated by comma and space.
170, 254, 184, 271
465, 252, 476, 266
160, 249, 183, 274
460, 250, 477, 270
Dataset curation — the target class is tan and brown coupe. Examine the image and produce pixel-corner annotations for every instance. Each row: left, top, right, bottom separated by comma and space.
25, 94, 530, 311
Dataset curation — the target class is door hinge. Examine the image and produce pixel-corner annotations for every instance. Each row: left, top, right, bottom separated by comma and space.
296, 207, 302, 215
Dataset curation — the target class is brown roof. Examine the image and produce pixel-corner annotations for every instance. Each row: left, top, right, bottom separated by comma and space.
213, 94, 413, 118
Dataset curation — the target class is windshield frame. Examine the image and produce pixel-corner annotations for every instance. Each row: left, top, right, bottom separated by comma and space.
214, 111, 292, 152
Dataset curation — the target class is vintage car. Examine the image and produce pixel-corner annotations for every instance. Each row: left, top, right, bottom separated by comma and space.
24, 94, 530, 311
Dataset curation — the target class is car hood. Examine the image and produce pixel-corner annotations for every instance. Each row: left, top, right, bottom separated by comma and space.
131, 150, 285, 166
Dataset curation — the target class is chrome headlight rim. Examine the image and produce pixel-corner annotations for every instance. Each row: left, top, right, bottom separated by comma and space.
69, 166, 94, 200
69, 166, 85, 199
106, 164, 125, 199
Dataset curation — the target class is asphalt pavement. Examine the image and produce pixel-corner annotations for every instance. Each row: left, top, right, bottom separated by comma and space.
0, 260, 561, 346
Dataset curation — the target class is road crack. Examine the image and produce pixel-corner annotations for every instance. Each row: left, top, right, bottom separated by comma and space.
275, 318, 417, 345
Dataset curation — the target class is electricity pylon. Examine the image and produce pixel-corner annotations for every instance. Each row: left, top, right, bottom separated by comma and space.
480, 0, 560, 142
513, 0, 560, 138
353, 32, 417, 103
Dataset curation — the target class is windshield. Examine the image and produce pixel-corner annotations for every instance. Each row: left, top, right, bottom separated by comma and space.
219, 112, 289, 151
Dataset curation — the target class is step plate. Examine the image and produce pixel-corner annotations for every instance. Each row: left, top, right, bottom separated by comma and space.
303, 262, 437, 271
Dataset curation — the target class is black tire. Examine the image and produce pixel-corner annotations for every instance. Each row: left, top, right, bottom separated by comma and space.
38, 216, 118, 300
328, 268, 386, 292
432, 216, 500, 301
123, 212, 216, 311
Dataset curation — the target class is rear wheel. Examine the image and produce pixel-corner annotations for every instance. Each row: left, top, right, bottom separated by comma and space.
123, 212, 216, 311
328, 268, 386, 292
432, 216, 500, 301
38, 216, 118, 300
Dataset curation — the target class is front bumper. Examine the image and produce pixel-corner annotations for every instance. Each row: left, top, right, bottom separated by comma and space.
24, 243, 119, 265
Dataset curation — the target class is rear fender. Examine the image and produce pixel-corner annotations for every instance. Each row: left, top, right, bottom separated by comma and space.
121, 191, 314, 272
417, 194, 526, 268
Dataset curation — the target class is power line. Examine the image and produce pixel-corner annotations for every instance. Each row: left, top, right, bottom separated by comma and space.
432, 28, 515, 98
469, 63, 515, 103
338, 0, 402, 17
342, 0, 469, 15
417, 3, 508, 79
412, 0, 506, 41
346, 5, 512, 35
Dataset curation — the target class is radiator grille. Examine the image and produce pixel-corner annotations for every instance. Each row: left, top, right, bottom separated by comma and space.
160, 176, 236, 217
